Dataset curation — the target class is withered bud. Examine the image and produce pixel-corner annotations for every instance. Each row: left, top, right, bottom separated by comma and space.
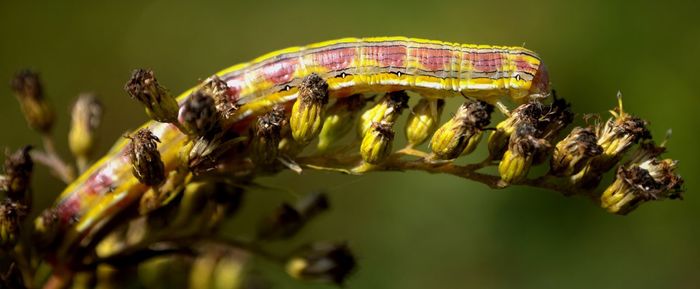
430, 100, 493, 160
405, 98, 445, 147
488, 100, 552, 159
200, 75, 238, 118
360, 121, 395, 164
290, 73, 329, 144
3, 146, 33, 205
179, 90, 220, 137
295, 191, 330, 220
286, 242, 356, 285
550, 127, 602, 176
251, 106, 286, 165
257, 203, 304, 240
0, 199, 27, 248
317, 94, 367, 152
539, 93, 574, 140
33, 207, 59, 250
358, 91, 409, 136
126, 129, 165, 186
69, 93, 103, 160
601, 159, 683, 215
124, 69, 179, 124
10, 70, 55, 133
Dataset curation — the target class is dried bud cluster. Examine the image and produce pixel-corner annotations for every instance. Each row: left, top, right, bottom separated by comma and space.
498, 123, 549, 185
69, 93, 103, 162
550, 127, 603, 176
200, 75, 238, 118
0, 199, 27, 248
290, 73, 329, 144
124, 69, 180, 124
258, 192, 330, 240
126, 129, 165, 186
286, 242, 356, 285
430, 100, 493, 160
2, 146, 34, 206
10, 70, 55, 133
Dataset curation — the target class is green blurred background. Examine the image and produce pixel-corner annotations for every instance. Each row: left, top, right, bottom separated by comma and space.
1, 0, 698, 288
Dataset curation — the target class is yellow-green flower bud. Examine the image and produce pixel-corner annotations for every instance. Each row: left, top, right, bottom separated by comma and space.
33, 208, 59, 250
461, 130, 483, 156
317, 94, 366, 152
2, 146, 33, 206
487, 101, 545, 159
550, 127, 602, 176
179, 90, 220, 137
601, 159, 683, 215
286, 242, 356, 285
405, 98, 445, 147
0, 200, 27, 248
10, 70, 55, 133
497, 123, 548, 186
360, 122, 394, 164
358, 91, 409, 137
126, 129, 165, 186
69, 93, 103, 164
290, 73, 329, 144
124, 69, 179, 124
190, 245, 250, 289
251, 106, 286, 165
430, 101, 493, 160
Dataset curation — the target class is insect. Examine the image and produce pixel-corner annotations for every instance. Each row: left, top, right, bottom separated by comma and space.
50, 36, 549, 262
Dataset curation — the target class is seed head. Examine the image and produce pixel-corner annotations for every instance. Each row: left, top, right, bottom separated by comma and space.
360, 121, 395, 164
179, 90, 220, 137
0, 199, 27, 248
317, 94, 366, 152
126, 129, 165, 186
124, 69, 179, 124
358, 91, 409, 137
550, 127, 603, 176
430, 101, 493, 160
10, 70, 55, 133
286, 242, 356, 285
290, 73, 329, 144
405, 98, 445, 147
2, 146, 33, 206
69, 93, 103, 160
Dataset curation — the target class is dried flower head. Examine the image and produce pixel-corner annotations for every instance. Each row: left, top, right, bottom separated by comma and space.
550, 127, 603, 176
290, 73, 329, 144
0, 199, 27, 248
601, 159, 683, 214
251, 106, 286, 165
3, 146, 34, 206
360, 121, 395, 164
200, 75, 238, 118
179, 90, 220, 137
358, 91, 409, 137
10, 70, 55, 133
124, 69, 180, 124
32, 207, 59, 250
286, 242, 356, 285
69, 93, 103, 161
317, 94, 366, 152
126, 129, 165, 186
405, 98, 445, 147
430, 100, 493, 160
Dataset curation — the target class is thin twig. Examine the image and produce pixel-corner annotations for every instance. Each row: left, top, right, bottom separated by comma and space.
30, 134, 75, 184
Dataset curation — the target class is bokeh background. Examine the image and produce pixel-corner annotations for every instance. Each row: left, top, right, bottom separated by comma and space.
1, 0, 698, 288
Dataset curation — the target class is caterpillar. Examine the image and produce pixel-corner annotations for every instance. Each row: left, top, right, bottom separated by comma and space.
50, 36, 549, 262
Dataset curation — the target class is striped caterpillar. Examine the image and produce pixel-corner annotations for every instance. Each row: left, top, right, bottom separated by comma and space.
27, 37, 678, 273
